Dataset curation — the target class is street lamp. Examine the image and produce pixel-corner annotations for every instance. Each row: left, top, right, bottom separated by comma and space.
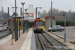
21, 2, 25, 33
25, 9, 27, 12
36, 7, 42, 18
21, 2, 25, 17
25, 9, 28, 15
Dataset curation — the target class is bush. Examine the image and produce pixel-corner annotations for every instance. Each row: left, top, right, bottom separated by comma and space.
56, 21, 69, 26
29, 22, 34, 27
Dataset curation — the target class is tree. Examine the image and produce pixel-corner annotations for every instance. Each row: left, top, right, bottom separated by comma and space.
1, 6, 4, 14
40, 8, 75, 21
72, 12, 75, 20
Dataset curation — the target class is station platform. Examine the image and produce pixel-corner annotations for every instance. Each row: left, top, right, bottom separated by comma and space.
0, 28, 37, 50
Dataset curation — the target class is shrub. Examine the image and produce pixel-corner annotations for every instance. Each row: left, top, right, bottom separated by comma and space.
56, 21, 69, 26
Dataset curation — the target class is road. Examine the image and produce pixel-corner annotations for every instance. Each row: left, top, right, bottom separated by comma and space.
52, 26, 75, 40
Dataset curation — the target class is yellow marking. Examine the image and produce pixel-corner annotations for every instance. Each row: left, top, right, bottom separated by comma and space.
39, 26, 45, 31
41, 19, 44, 21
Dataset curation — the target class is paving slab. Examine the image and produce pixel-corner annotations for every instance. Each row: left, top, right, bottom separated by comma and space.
21, 28, 32, 50
0, 29, 28, 50
0, 28, 36, 50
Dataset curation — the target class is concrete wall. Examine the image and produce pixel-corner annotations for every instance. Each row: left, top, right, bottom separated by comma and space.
45, 17, 56, 29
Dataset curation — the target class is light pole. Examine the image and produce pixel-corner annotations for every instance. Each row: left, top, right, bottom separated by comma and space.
20, 8, 22, 16
51, 1, 52, 28
21, 2, 25, 18
8, 7, 9, 18
36, 8, 37, 19
38, 12, 40, 18
25, 9, 27, 13
64, 12, 66, 42
36, 7, 42, 18
21, 2, 25, 33
15, 0, 17, 42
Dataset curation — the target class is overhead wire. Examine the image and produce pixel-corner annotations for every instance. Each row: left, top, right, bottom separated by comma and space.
4, 0, 14, 6
40, 0, 43, 6
39, 0, 44, 13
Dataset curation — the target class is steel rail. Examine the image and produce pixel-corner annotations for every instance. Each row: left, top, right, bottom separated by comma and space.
42, 33, 59, 50
0, 29, 7, 32
0, 31, 11, 39
37, 33, 46, 50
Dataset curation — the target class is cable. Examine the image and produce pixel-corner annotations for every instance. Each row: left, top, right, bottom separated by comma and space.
5, 0, 14, 6
40, 0, 43, 6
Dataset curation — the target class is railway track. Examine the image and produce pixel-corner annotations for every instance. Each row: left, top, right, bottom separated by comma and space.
0, 31, 11, 39
36, 33, 58, 50
0, 29, 7, 32
35, 32, 71, 50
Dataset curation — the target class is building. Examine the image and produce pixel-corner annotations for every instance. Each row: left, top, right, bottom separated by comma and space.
24, 5, 35, 21
45, 16, 56, 29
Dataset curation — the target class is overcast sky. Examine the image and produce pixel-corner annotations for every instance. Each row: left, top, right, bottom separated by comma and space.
0, 0, 75, 15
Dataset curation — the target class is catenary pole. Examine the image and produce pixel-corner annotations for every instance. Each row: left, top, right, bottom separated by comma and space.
51, 1, 52, 28
64, 12, 66, 42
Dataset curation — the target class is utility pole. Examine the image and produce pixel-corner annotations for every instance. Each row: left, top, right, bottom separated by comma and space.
8, 7, 9, 18
36, 8, 37, 19
51, 1, 52, 28
63, 12, 66, 42
36, 7, 42, 19
15, 0, 18, 41
15, 0, 17, 40
21, 2, 25, 33
20, 8, 22, 16
7, 7, 9, 30
64, 12, 66, 42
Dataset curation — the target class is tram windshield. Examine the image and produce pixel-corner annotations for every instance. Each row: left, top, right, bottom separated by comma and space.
35, 21, 44, 28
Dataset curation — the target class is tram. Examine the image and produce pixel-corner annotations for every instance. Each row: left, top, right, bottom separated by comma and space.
34, 18, 45, 33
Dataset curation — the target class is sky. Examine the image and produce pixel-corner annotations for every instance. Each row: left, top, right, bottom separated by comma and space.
0, 0, 75, 15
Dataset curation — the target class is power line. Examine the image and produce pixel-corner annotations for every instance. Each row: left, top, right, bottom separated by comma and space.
40, 0, 43, 6
5, 0, 14, 6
